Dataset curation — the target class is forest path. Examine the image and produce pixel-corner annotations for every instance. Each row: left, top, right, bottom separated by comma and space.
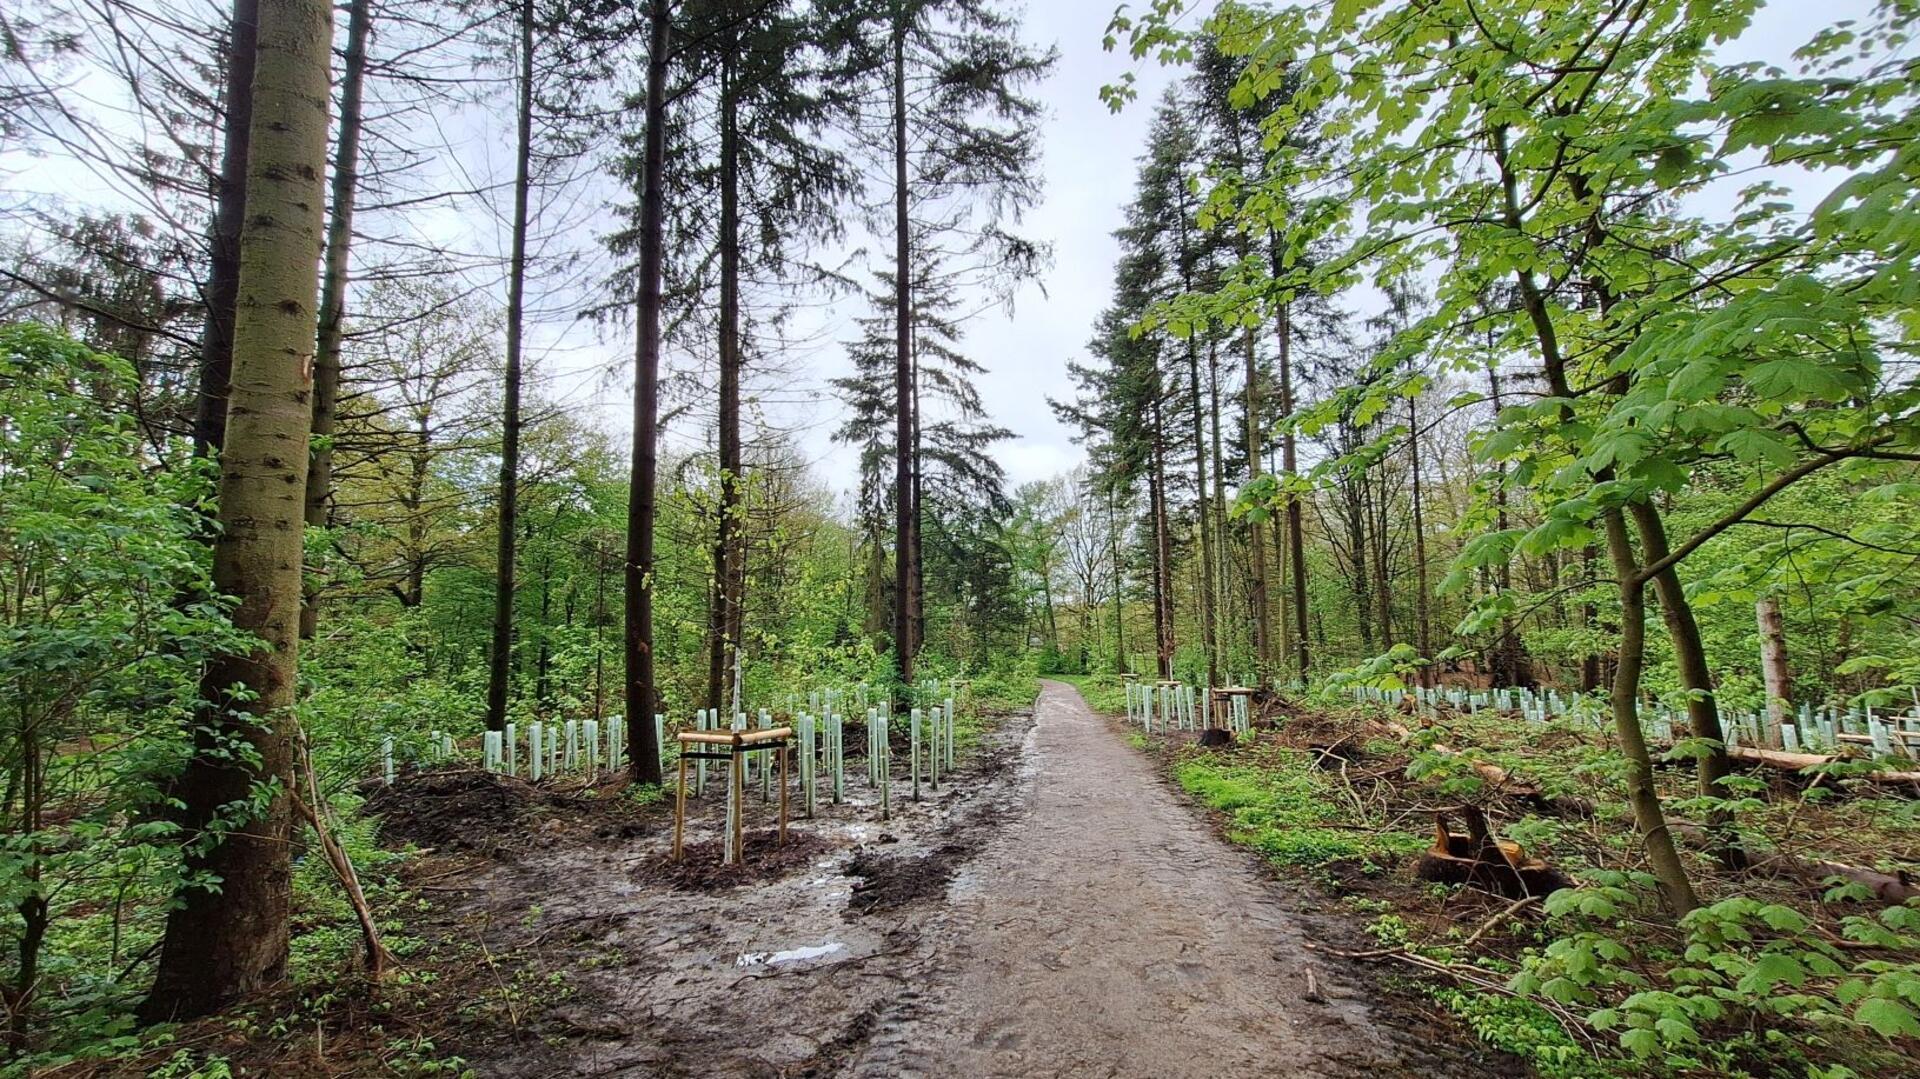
843, 679, 1407, 1078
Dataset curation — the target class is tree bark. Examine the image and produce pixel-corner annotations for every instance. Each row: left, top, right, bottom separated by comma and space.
1604, 508, 1699, 915
1187, 336, 1217, 686
1244, 327, 1273, 683
1279, 302, 1309, 679
486, 0, 534, 733
192, 0, 259, 459
1149, 385, 1176, 680
707, 48, 744, 715
889, 4, 914, 684
143, 0, 334, 1020
1409, 393, 1432, 685
1108, 483, 1127, 673
624, 0, 670, 785
300, 0, 371, 640
1757, 594, 1791, 749
1629, 502, 1735, 809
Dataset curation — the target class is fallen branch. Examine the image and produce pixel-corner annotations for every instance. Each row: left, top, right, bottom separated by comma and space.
295, 729, 394, 981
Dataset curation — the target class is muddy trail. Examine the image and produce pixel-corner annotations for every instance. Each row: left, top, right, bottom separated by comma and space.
422, 684, 1505, 1077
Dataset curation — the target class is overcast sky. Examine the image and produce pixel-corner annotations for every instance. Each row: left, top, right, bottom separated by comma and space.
5, 0, 1864, 511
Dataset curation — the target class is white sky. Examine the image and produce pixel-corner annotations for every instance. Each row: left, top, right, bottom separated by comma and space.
3, 0, 1868, 510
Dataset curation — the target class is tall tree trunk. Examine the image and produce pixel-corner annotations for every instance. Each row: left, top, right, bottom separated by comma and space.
192, 0, 259, 458
535, 551, 553, 704
624, 0, 670, 785
909, 327, 925, 658
143, 0, 333, 1020
1108, 483, 1127, 674
1188, 337, 1217, 685
1371, 472, 1393, 650
889, 5, 914, 684
1757, 594, 1792, 749
1486, 361, 1530, 686
485, 0, 533, 733
1579, 543, 1601, 692
300, 0, 371, 640
1243, 329, 1272, 683
1207, 341, 1229, 673
1408, 393, 1432, 685
1279, 302, 1309, 678
706, 49, 743, 715
1345, 476, 1373, 654
1149, 388, 1176, 680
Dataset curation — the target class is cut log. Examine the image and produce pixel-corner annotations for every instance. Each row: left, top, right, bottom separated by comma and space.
1414, 807, 1573, 899
1777, 858, 1919, 905
1726, 746, 1838, 771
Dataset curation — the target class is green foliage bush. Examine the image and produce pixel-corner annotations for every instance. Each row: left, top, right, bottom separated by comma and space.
0, 323, 247, 1066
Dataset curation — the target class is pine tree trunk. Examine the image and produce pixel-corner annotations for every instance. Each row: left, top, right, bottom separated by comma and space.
909, 331, 925, 657
707, 50, 743, 715
890, 7, 914, 684
485, 0, 533, 733
143, 0, 333, 1020
1150, 389, 1176, 680
192, 0, 259, 459
1187, 338, 1217, 686
1207, 342, 1229, 674
1242, 329, 1272, 683
300, 0, 371, 640
1279, 302, 1309, 679
1108, 484, 1127, 674
624, 0, 670, 785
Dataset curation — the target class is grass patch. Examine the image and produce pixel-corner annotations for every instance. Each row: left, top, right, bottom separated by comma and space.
1051, 672, 1127, 715
1172, 752, 1425, 870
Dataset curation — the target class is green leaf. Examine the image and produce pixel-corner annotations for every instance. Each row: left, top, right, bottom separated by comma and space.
1856, 996, 1920, 1039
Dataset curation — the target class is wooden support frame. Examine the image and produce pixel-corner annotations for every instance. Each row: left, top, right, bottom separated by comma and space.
1210, 686, 1256, 731
671, 726, 793, 862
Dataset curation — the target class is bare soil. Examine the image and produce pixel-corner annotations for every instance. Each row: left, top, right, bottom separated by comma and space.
77, 685, 1518, 1077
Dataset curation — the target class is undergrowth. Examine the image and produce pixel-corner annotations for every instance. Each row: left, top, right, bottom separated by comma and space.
1173, 752, 1425, 871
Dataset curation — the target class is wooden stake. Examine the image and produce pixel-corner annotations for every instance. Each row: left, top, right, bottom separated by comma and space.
672, 752, 688, 860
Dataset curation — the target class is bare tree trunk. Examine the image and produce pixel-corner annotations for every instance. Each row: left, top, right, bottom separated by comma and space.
1150, 389, 1176, 680
890, 5, 914, 684
707, 49, 743, 715
1758, 594, 1791, 749
1279, 302, 1309, 679
1188, 337, 1217, 686
624, 0, 670, 785
144, 0, 333, 1020
1486, 361, 1519, 685
1579, 543, 1601, 692
485, 0, 534, 733
1108, 483, 1127, 674
300, 0, 371, 639
192, 0, 259, 458
1244, 328, 1273, 683
1409, 393, 1432, 685
1346, 476, 1373, 654
1207, 342, 1228, 649
909, 329, 925, 657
